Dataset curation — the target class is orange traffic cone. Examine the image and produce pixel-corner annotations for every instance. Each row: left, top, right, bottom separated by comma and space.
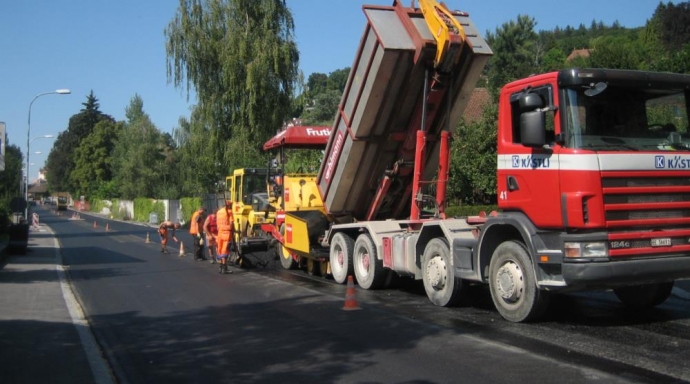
179, 242, 185, 257
342, 275, 361, 311
93, 220, 97, 229
146, 233, 151, 243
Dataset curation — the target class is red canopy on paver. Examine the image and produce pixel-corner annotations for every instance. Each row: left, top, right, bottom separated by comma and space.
263, 126, 331, 151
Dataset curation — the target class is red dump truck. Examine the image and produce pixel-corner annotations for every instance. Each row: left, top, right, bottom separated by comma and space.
275, 0, 690, 322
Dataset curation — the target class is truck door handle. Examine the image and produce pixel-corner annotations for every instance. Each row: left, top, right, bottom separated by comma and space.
507, 176, 519, 191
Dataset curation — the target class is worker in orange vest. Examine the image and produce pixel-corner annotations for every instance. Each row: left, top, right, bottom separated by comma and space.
203, 212, 218, 264
215, 200, 235, 274
190, 207, 207, 261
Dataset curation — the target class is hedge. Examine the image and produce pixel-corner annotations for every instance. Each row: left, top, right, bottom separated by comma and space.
133, 198, 165, 223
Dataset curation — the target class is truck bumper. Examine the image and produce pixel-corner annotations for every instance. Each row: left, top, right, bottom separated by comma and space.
562, 256, 690, 289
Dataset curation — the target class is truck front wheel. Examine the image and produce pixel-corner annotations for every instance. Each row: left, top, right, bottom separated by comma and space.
422, 238, 467, 307
613, 282, 674, 309
489, 241, 550, 323
330, 232, 354, 284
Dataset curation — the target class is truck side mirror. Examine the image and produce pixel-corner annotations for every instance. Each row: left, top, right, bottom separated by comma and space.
520, 111, 546, 147
519, 93, 544, 111
518, 93, 546, 147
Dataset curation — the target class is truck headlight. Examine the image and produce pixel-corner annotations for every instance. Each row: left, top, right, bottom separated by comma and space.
564, 242, 608, 258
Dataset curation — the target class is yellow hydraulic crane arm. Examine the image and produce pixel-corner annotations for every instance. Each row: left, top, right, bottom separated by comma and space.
417, 0, 467, 73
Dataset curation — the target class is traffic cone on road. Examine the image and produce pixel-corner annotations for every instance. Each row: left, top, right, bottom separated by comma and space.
342, 275, 361, 311
179, 242, 185, 257
93, 220, 97, 229
106, 223, 110, 232
146, 233, 151, 243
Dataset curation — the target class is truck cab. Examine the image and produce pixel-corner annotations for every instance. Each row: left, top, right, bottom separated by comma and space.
484, 68, 690, 320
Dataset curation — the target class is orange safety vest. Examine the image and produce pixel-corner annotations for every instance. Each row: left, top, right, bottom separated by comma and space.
190, 210, 203, 235
216, 206, 234, 241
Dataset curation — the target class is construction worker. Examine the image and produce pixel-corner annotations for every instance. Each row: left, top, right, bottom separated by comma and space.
216, 200, 234, 274
158, 221, 181, 254
190, 207, 207, 261
203, 211, 218, 264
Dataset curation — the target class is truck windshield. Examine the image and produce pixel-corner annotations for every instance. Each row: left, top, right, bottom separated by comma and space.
563, 86, 690, 151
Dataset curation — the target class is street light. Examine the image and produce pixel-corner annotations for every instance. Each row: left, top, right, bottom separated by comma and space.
26, 89, 68, 219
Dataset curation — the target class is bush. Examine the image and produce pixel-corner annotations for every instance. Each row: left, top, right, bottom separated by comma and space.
133, 198, 165, 223
88, 198, 108, 215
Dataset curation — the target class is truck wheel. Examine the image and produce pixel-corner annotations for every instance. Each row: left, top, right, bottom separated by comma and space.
353, 234, 386, 290
330, 232, 354, 284
422, 238, 467, 307
278, 224, 297, 270
489, 240, 550, 323
613, 282, 674, 309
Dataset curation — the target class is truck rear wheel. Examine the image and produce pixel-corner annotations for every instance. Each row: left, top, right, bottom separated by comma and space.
330, 232, 354, 284
422, 238, 466, 307
353, 234, 386, 289
489, 240, 550, 323
278, 224, 297, 270
613, 282, 674, 309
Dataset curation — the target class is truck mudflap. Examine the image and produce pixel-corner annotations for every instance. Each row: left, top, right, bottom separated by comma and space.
562, 256, 690, 289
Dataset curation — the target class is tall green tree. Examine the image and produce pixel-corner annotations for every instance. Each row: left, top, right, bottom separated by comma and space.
46, 92, 114, 192
0, 142, 25, 215
111, 95, 173, 199
485, 15, 538, 95
173, 107, 223, 196
165, 0, 300, 174
69, 119, 123, 199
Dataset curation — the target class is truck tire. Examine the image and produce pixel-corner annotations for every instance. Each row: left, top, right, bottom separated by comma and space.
278, 224, 297, 270
422, 238, 467, 307
613, 282, 674, 309
330, 232, 354, 284
489, 240, 550, 323
353, 234, 386, 290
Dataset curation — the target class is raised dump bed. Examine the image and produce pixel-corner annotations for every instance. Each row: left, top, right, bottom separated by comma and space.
316, 2, 491, 222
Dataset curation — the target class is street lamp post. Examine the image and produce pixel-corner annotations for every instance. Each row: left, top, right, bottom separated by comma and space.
26, 89, 69, 219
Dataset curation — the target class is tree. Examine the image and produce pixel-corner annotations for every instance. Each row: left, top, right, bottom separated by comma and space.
485, 15, 538, 95
450, 102, 498, 205
300, 89, 341, 125
165, 0, 300, 175
45, 92, 114, 192
655, 1, 690, 51
111, 95, 173, 199
0, 141, 24, 210
588, 35, 643, 69
69, 120, 123, 199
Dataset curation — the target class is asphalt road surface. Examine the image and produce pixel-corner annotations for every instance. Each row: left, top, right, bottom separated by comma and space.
18, 206, 690, 383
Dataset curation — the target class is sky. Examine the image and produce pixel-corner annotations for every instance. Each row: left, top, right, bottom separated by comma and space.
0, 0, 671, 180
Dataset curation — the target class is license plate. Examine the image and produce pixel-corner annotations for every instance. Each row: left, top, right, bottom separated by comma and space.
651, 238, 672, 247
